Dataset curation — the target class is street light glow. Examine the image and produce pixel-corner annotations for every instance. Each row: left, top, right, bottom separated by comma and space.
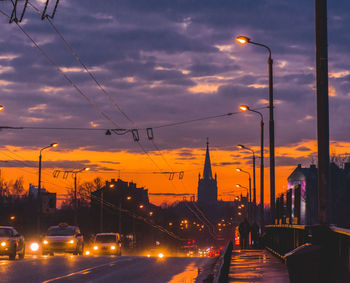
84, 167, 90, 171
0, 105, 4, 111
237, 144, 245, 149
239, 105, 249, 111
50, 143, 58, 148
236, 168, 242, 172
236, 36, 250, 45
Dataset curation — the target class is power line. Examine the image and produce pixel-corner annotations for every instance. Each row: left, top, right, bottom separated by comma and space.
28, 1, 136, 127
0, 8, 123, 128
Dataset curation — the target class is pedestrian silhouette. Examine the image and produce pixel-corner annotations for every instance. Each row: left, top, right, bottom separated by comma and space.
239, 218, 250, 249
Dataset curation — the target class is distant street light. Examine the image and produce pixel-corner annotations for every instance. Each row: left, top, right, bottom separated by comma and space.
37, 142, 58, 233
236, 184, 249, 219
236, 35, 275, 223
0, 105, 4, 111
239, 105, 264, 228
236, 168, 252, 222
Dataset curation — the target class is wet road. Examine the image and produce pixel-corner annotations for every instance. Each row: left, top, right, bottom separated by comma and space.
0, 255, 210, 283
228, 249, 289, 282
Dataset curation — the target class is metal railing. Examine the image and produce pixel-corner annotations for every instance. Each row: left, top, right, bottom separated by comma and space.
265, 224, 350, 281
264, 224, 309, 259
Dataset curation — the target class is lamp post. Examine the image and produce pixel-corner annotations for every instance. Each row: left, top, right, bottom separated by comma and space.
236, 168, 252, 222
236, 184, 249, 219
53, 167, 89, 225
37, 142, 58, 233
236, 36, 275, 223
238, 105, 264, 228
100, 183, 116, 233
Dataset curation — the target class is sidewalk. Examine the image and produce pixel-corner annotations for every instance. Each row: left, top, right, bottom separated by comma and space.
228, 249, 289, 282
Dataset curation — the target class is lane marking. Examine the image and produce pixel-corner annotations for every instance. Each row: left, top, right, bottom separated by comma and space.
42, 257, 133, 283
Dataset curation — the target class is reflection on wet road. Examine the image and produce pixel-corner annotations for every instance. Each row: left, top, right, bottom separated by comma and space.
228, 250, 289, 282
0, 254, 210, 283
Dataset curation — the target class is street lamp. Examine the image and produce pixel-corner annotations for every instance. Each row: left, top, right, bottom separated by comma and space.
0, 105, 4, 111
72, 167, 89, 225
100, 182, 117, 233
37, 142, 58, 233
238, 105, 264, 228
236, 168, 252, 222
236, 35, 275, 223
53, 167, 89, 225
236, 184, 249, 219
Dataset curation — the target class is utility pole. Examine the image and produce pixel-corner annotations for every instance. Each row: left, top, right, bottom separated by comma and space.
118, 202, 122, 234
315, 0, 329, 225
100, 189, 104, 232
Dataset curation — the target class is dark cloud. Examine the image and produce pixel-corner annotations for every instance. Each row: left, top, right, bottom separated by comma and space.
0, 159, 106, 170
0, 0, 349, 157
213, 162, 241, 166
296, 146, 311, 152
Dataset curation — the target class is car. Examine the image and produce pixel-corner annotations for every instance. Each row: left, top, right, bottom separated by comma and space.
42, 223, 84, 255
207, 246, 221, 257
144, 247, 166, 259
0, 226, 25, 260
92, 233, 122, 256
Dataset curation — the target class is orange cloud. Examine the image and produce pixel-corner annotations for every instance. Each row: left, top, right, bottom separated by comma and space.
1, 140, 350, 206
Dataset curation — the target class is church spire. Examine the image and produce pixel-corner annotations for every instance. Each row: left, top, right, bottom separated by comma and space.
203, 138, 213, 179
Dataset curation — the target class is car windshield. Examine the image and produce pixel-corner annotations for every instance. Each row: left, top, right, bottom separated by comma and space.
0, 228, 12, 237
47, 227, 75, 236
95, 235, 116, 243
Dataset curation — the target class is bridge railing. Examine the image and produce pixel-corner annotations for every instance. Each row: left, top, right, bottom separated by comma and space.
265, 224, 350, 280
264, 224, 309, 259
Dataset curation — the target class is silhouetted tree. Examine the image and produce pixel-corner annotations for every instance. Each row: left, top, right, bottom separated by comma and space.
63, 177, 104, 208
11, 177, 25, 196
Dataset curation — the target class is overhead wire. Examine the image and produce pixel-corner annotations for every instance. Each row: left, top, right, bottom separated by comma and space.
0, 8, 121, 128
1, 5, 256, 226
28, 1, 135, 126
89, 192, 186, 241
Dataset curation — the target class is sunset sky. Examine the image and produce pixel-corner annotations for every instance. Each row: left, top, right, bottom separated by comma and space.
0, 0, 350, 205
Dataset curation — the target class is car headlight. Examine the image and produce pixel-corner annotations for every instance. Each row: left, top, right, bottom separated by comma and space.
43, 240, 48, 245
30, 242, 40, 252
85, 251, 90, 256
157, 253, 164, 258
147, 254, 151, 258
68, 239, 75, 244
0, 241, 6, 247
93, 246, 98, 250
110, 245, 116, 250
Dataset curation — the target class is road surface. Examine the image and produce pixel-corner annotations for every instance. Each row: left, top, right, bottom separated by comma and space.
0, 254, 211, 283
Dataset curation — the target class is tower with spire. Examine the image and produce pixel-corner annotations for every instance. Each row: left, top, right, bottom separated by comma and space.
197, 139, 218, 204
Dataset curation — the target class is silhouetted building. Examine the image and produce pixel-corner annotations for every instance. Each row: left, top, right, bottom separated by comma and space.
197, 140, 217, 204
91, 178, 150, 235
29, 184, 56, 214
286, 163, 350, 228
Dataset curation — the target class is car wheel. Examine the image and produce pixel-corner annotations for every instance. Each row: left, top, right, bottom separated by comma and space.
78, 244, 84, 255
18, 246, 25, 260
9, 245, 16, 260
